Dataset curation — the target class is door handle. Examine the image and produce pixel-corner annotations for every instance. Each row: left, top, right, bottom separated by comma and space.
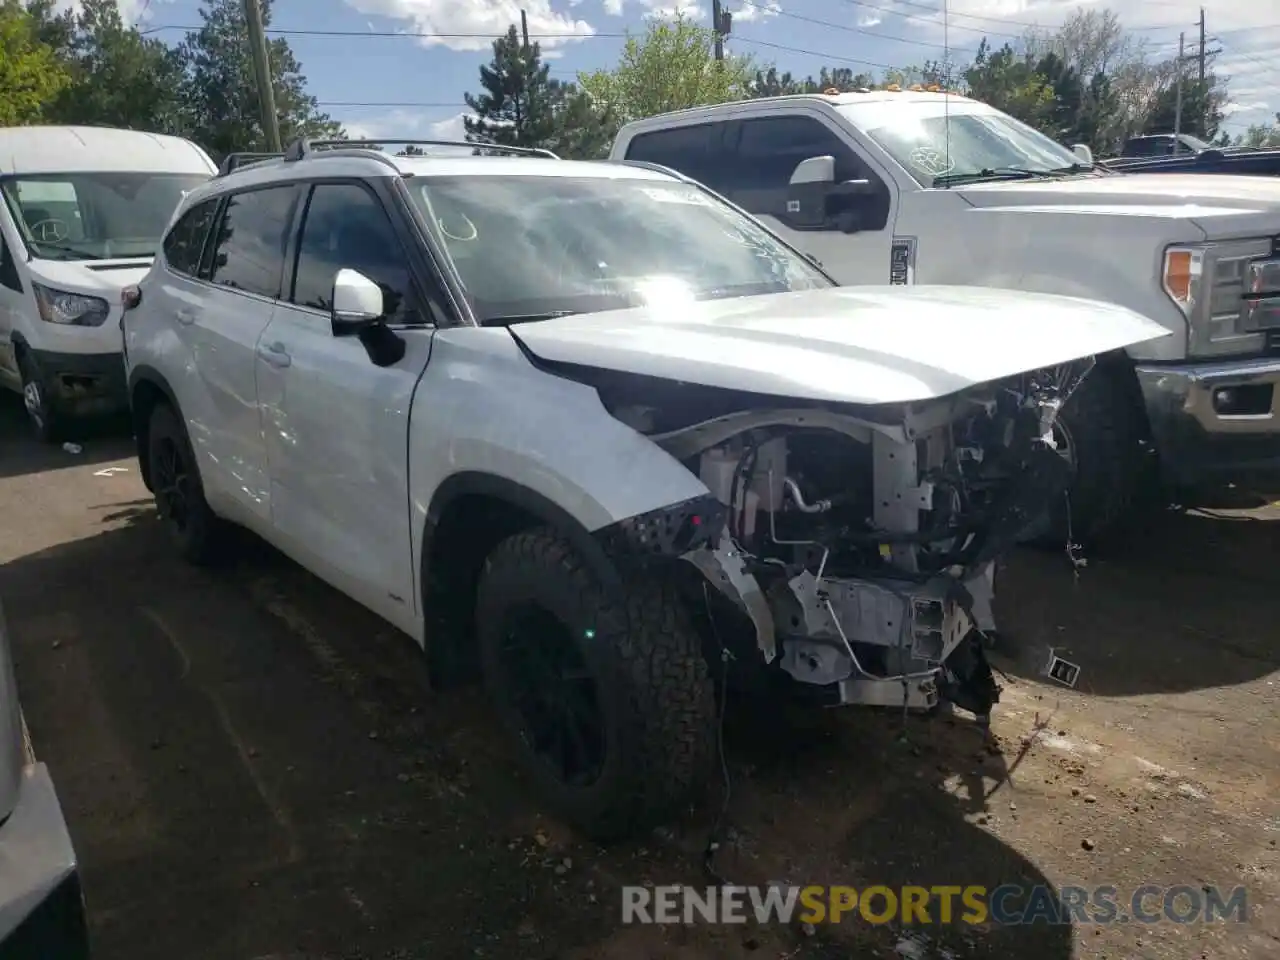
175, 308, 197, 326
257, 342, 291, 368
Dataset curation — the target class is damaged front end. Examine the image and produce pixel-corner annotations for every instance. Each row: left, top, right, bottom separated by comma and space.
594, 358, 1093, 720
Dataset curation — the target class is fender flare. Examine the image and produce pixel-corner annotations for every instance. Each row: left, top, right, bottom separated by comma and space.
420, 471, 625, 596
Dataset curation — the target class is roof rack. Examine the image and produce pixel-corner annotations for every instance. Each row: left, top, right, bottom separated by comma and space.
217, 151, 285, 176
283, 138, 559, 161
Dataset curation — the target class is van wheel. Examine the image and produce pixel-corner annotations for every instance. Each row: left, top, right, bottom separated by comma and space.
147, 402, 224, 565
17, 352, 61, 443
476, 529, 717, 842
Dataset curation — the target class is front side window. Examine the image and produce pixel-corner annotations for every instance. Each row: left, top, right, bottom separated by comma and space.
206, 186, 298, 299
162, 199, 219, 278
0, 172, 210, 261
406, 174, 831, 324
291, 182, 414, 322
841, 101, 1085, 186
727, 116, 865, 191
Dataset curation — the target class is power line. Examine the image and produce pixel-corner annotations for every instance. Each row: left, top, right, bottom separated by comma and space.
823, 0, 1187, 41
141, 24, 627, 40
737, 0, 978, 54
731, 36, 901, 71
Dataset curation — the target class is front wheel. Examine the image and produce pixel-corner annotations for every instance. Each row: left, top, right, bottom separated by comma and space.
476, 529, 717, 842
1025, 366, 1147, 548
17, 351, 61, 443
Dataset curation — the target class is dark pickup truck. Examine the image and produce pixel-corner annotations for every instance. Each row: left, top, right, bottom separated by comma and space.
1099, 134, 1280, 176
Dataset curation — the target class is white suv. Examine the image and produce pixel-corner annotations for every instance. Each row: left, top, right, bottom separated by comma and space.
122, 137, 1164, 839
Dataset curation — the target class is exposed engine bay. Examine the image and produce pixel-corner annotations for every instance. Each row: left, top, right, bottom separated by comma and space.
596, 358, 1093, 718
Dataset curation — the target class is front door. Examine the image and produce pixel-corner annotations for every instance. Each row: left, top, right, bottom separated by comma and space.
719, 113, 898, 285
0, 226, 26, 388
256, 180, 435, 631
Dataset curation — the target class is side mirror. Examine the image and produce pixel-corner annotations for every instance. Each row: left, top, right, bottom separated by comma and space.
1071, 143, 1094, 166
786, 155, 874, 231
331, 268, 383, 336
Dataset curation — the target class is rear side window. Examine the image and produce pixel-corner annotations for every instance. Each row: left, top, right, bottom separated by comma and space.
625, 123, 725, 188
162, 199, 219, 277
206, 186, 298, 299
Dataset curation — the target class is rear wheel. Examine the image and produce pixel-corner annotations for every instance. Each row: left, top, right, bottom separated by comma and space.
147, 402, 224, 565
476, 529, 717, 842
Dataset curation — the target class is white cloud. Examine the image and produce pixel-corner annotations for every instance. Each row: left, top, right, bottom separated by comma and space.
341, 0, 596, 52
53, 0, 169, 23
341, 109, 472, 144
857, 14, 882, 28
733, 1, 780, 24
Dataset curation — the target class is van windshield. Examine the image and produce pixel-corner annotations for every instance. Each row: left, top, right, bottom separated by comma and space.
0, 172, 210, 261
405, 174, 831, 323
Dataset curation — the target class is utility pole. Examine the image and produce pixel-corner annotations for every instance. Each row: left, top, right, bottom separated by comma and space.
711, 0, 724, 61
1198, 8, 1206, 137
243, 0, 281, 152
1174, 31, 1184, 149
520, 9, 532, 134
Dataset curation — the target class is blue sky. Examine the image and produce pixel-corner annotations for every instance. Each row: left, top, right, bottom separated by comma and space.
90, 0, 1280, 140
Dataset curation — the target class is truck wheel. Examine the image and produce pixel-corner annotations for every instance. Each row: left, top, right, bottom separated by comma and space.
147, 402, 224, 565
476, 528, 717, 842
17, 351, 62, 443
1027, 366, 1143, 548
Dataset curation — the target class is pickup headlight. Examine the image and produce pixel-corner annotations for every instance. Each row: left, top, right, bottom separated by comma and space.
1164, 240, 1276, 357
32, 282, 110, 327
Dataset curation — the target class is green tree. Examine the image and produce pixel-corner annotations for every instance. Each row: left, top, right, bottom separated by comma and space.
464, 25, 564, 148
463, 25, 611, 159
577, 14, 754, 136
39, 0, 187, 132
749, 66, 874, 97
1239, 122, 1280, 148
178, 0, 340, 159
963, 40, 1054, 130
0, 0, 71, 125
1142, 72, 1228, 142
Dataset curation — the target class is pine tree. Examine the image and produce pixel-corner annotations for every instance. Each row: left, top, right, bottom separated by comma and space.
463, 26, 568, 151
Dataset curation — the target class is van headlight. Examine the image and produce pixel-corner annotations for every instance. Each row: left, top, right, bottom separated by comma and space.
1164, 240, 1276, 357
32, 283, 110, 327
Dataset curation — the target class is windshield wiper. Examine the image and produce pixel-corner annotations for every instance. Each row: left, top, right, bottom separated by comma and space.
31, 242, 102, 261
932, 167, 1054, 187
478, 310, 582, 327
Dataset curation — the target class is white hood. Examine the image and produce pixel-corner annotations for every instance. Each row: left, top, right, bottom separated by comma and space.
509, 286, 1171, 406
959, 173, 1280, 238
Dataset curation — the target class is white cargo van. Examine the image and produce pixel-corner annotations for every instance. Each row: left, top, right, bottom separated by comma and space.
611, 92, 1280, 544
0, 126, 216, 440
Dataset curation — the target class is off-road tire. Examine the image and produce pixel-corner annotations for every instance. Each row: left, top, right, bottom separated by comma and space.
1030, 367, 1146, 549
17, 350, 62, 443
147, 402, 225, 565
476, 528, 717, 842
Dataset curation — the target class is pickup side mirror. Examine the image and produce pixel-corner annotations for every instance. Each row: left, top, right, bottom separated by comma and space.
786, 155, 876, 232
331, 268, 383, 337
1071, 143, 1094, 166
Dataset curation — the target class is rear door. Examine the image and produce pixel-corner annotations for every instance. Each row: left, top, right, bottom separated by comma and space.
255, 179, 437, 632
170, 184, 301, 529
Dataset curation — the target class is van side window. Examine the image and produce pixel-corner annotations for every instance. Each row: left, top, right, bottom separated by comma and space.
290, 182, 415, 323
206, 186, 298, 299
161, 199, 219, 278
0, 233, 21, 292
624, 123, 725, 189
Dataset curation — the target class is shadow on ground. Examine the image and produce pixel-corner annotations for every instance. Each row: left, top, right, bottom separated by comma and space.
0, 393, 134, 479
0, 502, 1078, 960
996, 504, 1280, 697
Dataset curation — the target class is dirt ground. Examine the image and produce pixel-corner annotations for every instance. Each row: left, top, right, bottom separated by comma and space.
1, 395, 1277, 960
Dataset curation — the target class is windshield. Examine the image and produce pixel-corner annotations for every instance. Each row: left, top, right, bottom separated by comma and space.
841, 101, 1086, 187
405, 174, 832, 323
0, 172, 210, 261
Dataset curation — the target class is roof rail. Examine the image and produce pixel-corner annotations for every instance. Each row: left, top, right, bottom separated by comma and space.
283, 137, 559, 161
217, 151, 285, 176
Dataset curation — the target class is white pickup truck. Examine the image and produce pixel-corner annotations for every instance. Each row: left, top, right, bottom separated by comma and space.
611, 91, 1280, 543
